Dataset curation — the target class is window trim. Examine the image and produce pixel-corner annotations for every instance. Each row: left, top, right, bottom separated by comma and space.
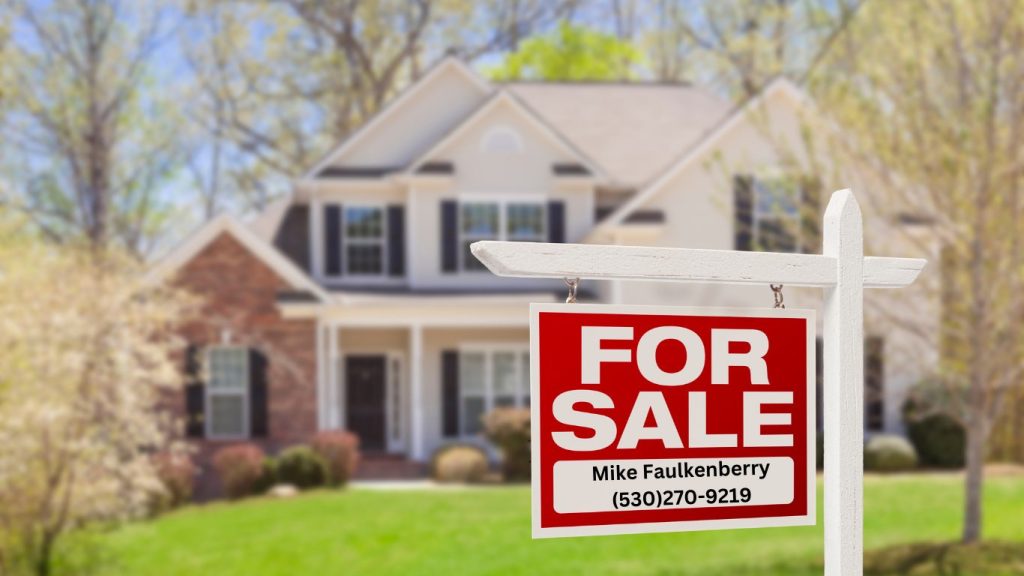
456, 344, 530, 437
456, 196, 547, 272
205, 345, 251, 441
341, 203, 388, 277
751, 176, 801, 253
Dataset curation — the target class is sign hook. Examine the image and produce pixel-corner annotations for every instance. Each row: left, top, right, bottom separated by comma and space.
565, 277, 580, 303
770, 284, 785, 309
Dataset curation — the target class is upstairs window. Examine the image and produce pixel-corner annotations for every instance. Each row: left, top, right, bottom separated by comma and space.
459, 201, 546, 271
753, 177, 800, 253
344, 206, 385, 275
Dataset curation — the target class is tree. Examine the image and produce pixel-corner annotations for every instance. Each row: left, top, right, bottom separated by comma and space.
810, 0, 1024, 543
0, 0, 184, 255
182, 0, 579, 213
488, 22, 643, 81
0, 221, 194, 575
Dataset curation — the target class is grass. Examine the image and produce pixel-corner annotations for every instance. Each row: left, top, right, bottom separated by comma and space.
88, 474, 1024, 576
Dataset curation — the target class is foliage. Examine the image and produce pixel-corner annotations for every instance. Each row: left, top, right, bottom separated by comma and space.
273, 446, 328, 490
150, 453, 197, 514
864, 435, 919, 473
430, 445, 489, 484
212, 444, 270, 500
482, 408, 531, 481
0, 227, 193, 576
310, 431, 361, 487
907, 414, 966, 470
488, 22, 642, 81
864, 541, 1024, 575
96, 477, 1024, 575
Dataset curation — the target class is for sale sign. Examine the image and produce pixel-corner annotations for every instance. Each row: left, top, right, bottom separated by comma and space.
531, 303, 816, 538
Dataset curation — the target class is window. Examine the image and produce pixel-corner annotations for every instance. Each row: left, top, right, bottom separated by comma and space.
458, 348, 530, 436
206, 347, 249, 439
343, 206, 386, 275
459, 201, 545, 271
753, 177, 800, 252
480, 125, 523, 154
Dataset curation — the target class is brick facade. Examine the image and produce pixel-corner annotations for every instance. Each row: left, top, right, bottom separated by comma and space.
174, 232, 317, 497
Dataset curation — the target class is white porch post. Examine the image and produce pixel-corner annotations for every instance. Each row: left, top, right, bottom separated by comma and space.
409, 324, 425, 461
328, 323, 341, 429
823, 192, 864, 575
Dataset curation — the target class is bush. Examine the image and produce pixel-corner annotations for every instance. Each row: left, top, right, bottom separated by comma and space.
152, 452, 196, 510
907, 413, 966, 469
275, 445, 328, 489
431, 444, 489, 484
311, 431, 360, 487
865, 435, 918, 472
212, 443, 268, 499
483, 407, 530, 481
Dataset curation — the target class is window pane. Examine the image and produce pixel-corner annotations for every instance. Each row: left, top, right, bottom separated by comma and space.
463, 397, 486, 435
507, 204, 544, 240
209, 348, 247, 390
347, 245, 383, 274
462, 241, 488, 271
209, 395, 245, 437
493, 352, 518, 396
345, 207, 383, 238
461, 203, 499, 236
460, 352, 486, 394
755, 179, 798, 217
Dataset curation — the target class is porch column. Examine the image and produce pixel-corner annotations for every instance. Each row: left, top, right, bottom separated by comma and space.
328, 323, 341, 429
409, 324, 425, 460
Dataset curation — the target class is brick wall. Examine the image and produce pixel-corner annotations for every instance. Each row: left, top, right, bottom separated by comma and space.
173, 232, 318, 498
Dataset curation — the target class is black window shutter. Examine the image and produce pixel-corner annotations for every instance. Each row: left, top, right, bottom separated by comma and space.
441, 200, 458, 273
325, 204, 343, 276
734, 174, 754, 251
249, 348, 269, 438
547, 200, 566, 243
801, 177, 823, 254
184, 344, 205, 438
865, 337, 885, 432
442, 350, 460, 437
387, 205, 405, 276
815, 337, 824, 433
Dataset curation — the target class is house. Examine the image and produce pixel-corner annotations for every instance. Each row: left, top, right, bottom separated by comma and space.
149, 58, 935, 490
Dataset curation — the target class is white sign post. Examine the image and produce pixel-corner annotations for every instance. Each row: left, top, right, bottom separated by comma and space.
472, 190, 926, 576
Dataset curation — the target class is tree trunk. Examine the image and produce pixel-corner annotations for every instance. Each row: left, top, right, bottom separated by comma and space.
962, 383, 987, 543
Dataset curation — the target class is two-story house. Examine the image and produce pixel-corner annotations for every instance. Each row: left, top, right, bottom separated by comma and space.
149, 58, 934, 488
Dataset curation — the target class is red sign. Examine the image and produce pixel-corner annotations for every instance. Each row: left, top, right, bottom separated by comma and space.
531, 304, 816, 538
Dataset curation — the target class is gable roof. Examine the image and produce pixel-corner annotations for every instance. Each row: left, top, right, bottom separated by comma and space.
406, 90, 606, 179
591, 78, 810, 236
302, 57, 491, 179
146, 214, 331, 303
506, 82, 731, 186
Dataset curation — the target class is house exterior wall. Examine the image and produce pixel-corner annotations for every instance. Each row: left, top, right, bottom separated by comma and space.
174, 232, 317, 496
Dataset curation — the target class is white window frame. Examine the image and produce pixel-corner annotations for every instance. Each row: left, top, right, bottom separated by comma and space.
752, 176, 801, 253
205, 346, 250, 441
457, 344, 530, 437
339, 202, 387, 276
457, 196, 547, 272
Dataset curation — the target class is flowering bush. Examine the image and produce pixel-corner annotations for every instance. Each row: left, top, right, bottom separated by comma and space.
483, 408, 531, 481
311, 431, 361, 487
151, 452, 197, 512
212, 444, 269, 499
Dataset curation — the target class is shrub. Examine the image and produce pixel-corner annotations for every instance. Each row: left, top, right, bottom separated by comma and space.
906, 413, 966, 469
431, 444, 489, 483
311, 431, 361, 487
253, 457, 278, 494
864, 435, 918, 472
483, 407, 531, 481
152, 452, 196, 510
275, 445, 328, 489
212, 443, 268, 499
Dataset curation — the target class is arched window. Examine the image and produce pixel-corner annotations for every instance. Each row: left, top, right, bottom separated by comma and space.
480, 125, 523, 154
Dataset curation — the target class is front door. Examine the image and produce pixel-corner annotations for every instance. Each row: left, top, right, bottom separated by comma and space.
345, 355, 387, 451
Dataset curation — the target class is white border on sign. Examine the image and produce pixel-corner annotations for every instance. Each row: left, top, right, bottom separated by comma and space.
529, 303, 817, 539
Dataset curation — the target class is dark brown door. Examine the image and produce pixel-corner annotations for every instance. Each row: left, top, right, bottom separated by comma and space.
345, 355, 387, 451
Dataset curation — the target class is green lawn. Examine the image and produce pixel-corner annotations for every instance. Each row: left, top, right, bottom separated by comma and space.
91, 474, 1023, 576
